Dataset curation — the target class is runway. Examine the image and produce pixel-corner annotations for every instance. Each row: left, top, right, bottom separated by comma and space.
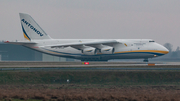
1, 67, 180, 71
0, 61, 180, 71
0, 61, 179, 67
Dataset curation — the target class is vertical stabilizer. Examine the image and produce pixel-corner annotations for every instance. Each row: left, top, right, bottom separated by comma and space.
19, 13, 51, 41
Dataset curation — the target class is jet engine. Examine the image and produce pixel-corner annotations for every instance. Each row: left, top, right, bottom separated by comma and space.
100, 47, 114, 54
82, 47, 97, 55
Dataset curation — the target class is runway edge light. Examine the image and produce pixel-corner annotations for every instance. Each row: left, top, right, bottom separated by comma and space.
82, 62, 89, 65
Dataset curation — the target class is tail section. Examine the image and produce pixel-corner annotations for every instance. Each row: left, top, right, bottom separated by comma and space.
19, 13, 51, 41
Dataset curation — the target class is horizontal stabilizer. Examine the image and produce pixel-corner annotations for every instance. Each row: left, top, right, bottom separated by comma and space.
4, 41, 37, 45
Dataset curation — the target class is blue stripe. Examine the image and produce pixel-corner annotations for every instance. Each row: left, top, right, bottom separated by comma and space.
21, 23, 31, 40
42, 48, 165, 56
117, 52, 164, 56
42, 48, 81, 55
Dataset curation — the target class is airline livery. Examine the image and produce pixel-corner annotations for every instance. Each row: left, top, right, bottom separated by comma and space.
6, 13, 169, 62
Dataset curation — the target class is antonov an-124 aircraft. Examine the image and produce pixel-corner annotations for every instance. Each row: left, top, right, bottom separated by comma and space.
5, 13, 169, 62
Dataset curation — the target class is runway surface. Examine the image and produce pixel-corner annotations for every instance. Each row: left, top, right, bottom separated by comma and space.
0, 61, 180, 71
1, 67, 180, 71
0, 61, 179, 67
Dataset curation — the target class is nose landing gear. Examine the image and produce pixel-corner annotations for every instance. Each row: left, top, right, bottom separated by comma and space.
143, 58, 149, 62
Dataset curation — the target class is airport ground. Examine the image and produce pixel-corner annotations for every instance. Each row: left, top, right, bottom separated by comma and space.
0, 62, 180, 101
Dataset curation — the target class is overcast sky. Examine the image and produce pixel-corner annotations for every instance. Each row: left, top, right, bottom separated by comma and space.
0, 0, 180, 50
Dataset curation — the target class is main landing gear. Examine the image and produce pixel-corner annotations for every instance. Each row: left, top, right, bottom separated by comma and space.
143, 58, 149, 62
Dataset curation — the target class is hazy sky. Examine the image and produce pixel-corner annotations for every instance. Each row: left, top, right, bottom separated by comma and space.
0, 0, 180, 50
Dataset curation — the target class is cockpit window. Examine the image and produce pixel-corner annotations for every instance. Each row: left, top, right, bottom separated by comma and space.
149, 40, 155, 42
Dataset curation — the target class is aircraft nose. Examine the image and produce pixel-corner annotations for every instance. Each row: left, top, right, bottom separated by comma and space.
155, 43, 169, 54
161, 46, 169, 54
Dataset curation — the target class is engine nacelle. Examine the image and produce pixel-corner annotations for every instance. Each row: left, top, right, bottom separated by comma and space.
101, 47, 114, 54
82, 47, 97, 55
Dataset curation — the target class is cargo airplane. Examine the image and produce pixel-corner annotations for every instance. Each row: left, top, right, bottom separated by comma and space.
5, 13, 169, 62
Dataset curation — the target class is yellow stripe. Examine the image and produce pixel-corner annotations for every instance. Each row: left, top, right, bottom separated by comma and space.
97, 53, 102, 55
44, 50, 168, 56
114, 50, 169, 54
104, 49, 110, 51
23, 33, 30, 41
44, 50, 62, 55
86, 50, 92, 52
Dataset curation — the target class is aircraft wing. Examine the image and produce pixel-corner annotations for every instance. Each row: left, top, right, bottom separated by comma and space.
50, 40, 120, 50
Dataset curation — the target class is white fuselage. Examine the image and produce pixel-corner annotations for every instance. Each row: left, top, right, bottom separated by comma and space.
23, 39, 169, 61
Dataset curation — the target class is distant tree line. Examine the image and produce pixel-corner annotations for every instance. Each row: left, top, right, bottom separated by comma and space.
163, 43, 180, 58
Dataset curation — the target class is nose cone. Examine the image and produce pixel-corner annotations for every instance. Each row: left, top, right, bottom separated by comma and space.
157, 43, 169, 54
162, 46, 169, 54
154, 43, 169, 55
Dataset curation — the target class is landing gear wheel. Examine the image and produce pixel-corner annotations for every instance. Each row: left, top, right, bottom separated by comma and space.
143, 59, 149, 62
